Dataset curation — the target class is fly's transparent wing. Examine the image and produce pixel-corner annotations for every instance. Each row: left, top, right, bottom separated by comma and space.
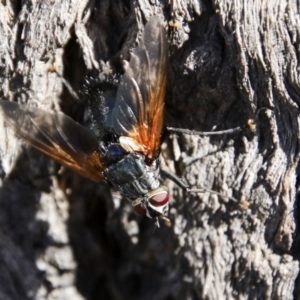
0, 101, 104, 181
111, 17, 168, 161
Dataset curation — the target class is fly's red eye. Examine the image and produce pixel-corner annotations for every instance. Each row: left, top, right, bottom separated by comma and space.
149, 192, 169, 207
133, 204, 146, 216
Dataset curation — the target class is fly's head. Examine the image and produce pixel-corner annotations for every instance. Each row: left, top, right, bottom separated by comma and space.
131, 185, 169, 221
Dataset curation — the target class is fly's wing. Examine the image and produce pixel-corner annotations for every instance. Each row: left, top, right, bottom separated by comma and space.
0, 101, 104, 182
111, 17, 168, 161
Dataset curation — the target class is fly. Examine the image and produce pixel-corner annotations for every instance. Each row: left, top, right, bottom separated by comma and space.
0, 17, 243, 226
0, 17, 170, 225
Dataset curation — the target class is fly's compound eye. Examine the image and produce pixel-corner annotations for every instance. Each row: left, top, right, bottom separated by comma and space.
148, 191, 169, 207
133, 203, 147, 216
132, 186, 169, 219
146, 188, 169, 219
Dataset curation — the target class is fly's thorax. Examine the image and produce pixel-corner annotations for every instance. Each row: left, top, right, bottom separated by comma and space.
131, 185, 169, 219
103, 149, 161, 199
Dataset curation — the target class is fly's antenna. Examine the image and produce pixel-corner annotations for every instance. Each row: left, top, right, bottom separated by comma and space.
161, 168, 238, 203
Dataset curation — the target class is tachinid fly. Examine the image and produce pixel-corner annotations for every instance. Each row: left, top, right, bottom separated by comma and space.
0, 17, 170, 224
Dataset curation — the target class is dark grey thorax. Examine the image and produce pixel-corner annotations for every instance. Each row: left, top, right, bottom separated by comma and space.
103, 145, 160, 200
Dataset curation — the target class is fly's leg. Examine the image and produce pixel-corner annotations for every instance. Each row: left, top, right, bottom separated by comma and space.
161, 168, 238, 203
166, 118, 256, 136
166, 126, 242, 136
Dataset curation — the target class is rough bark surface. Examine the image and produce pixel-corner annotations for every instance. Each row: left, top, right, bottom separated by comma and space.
0, 0, 299, 299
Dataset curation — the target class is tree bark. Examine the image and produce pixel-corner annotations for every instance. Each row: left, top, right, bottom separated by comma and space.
0, 0, 299, 299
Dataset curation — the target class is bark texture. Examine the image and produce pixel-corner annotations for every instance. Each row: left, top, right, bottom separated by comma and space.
0, 0, 299, 299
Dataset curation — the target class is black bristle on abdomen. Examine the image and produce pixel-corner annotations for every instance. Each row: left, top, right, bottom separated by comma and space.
80, 72, 120, 140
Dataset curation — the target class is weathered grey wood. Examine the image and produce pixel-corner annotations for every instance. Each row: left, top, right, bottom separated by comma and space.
0, 0, 299, 299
